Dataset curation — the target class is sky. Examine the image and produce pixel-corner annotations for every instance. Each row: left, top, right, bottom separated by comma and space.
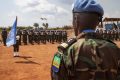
0, 0, 119, 27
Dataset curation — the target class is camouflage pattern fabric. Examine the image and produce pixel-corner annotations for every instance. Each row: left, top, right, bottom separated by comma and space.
51, 33, 120, 80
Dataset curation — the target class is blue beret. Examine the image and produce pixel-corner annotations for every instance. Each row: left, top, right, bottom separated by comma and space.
73, 0, 104, 16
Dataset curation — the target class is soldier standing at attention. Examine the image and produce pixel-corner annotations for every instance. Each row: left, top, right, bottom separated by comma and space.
62, 30, 67, 42
51, 31, 55, 44
43, 31, 47, 44
22, 29, 28, 45
13, 35, 20, 57
17, 29, 22, 45
51, 0, 120, 80
1, 28, 7, 46
28, 29, 34, 45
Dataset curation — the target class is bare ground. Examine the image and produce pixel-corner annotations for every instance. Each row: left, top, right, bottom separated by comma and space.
0, 43, 59, 80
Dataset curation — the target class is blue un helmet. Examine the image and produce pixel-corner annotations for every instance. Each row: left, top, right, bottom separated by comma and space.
72, 0, 104, 36
73, 0, 104, 16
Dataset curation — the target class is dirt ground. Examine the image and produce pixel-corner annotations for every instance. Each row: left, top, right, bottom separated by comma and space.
0, 39, 120, 80
0, 43, 59, 80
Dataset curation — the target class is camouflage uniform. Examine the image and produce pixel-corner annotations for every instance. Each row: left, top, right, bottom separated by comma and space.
51, 32, 120, 80
51, 0, 120, 80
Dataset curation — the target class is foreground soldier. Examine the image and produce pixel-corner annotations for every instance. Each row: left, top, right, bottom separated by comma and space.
51, 0, 120, 80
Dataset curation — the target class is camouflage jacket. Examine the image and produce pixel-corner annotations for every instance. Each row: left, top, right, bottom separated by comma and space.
51, 32, 120, 80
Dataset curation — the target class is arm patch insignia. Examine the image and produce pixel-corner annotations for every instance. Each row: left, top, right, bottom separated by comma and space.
52, 54, 62, 73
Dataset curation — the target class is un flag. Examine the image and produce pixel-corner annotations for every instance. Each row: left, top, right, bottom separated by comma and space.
6, 17, 17, 47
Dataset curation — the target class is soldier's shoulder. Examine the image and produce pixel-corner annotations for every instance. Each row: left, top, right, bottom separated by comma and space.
84, 38, 118, 48
58, 38, 77, 50
58, 38, 85, 52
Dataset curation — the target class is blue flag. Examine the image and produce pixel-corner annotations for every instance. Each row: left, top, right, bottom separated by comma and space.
6, 17, 17, 47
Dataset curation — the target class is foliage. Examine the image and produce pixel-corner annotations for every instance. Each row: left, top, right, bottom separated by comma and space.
48, 25, 73, 30
62, 25, 73, 30
33, 23, 39, 28
0, 25, 72, 32
42, 23, 49, 29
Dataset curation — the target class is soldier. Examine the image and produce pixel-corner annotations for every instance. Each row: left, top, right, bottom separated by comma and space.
13, 35, 20, 57
55, 30, 58, 43
62, 30, 67, 42
28, 29, 34, 45
40, 30, 44, 44
114, 29, 119, 41
99, 29, 104, 39
107, 30, 111, 40
34, 31, 40, 44
1, 28, 7, 46
40, 30, 46, 44
49, 30, 52, 43
51, 30, 55, 44
51, 0, 120, 80
111, 29, 114, 41
22, 29, 28, 45
103, 30, 107, 40
95, 29, 100, 39
38, 30, 42, 44
17, 29, 22, 45
43, 31, 47, 44
112, 29, 116, 41
58, 30, 62, 43
54, 30, 58, 42
46, 30, 50, 42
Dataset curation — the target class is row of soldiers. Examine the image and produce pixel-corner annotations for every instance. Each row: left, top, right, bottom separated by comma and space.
95, 28, 120, 41
1, 28, 120, 46
17, 29, 68, 45
1, 28, 67, 46
1, 28, 68, 46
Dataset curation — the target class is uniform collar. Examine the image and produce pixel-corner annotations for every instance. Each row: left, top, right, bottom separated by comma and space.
82, 29, 95, 33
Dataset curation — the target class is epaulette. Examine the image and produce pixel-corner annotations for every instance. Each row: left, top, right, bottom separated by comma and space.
58, 38, 77, 51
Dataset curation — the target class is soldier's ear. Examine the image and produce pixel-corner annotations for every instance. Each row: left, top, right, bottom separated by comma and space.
99, 16, 103, 22
99, 16, 103, 27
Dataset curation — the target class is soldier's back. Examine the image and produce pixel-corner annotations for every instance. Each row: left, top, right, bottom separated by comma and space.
73, 38, 119, 80
51, 35, 120, 80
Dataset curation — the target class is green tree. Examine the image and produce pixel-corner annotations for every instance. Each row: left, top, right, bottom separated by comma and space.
33, 23, 39, 28
42, 23, 49, 29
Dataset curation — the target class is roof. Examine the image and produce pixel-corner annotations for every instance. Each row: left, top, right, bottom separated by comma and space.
103, 17, 120, 22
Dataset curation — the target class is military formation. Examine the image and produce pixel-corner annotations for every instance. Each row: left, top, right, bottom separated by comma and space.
1, 28, 120, 46
0, 28, 68, 46
95, 28, 120, 41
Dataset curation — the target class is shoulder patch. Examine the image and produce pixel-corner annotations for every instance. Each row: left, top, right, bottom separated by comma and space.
52, 53, 62, 73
